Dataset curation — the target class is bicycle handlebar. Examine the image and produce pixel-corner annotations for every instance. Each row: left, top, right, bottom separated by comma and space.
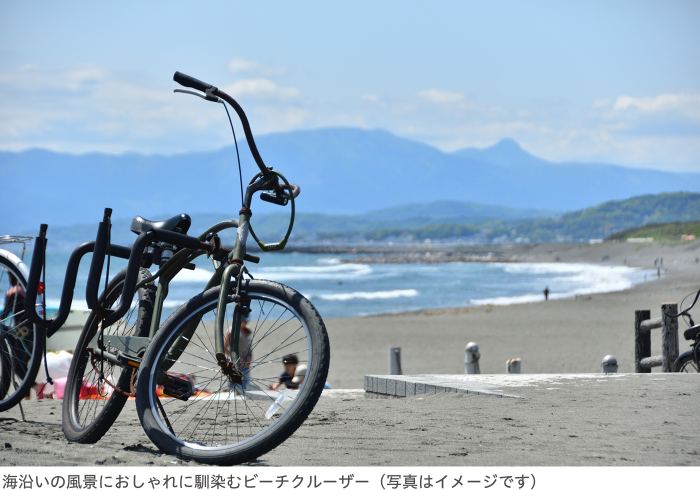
173, 71, 301, 250
173, 71, 215, 93
173, 71, 293, 190
173, 72, 268, 175
281, 182, 301, 199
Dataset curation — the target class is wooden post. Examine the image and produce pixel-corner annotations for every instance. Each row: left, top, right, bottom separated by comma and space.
506, 358, 521, 374
635, 310, 651, 373
465, 342, 480, 374
661, 303, 679, 372
389, 347, 402, 375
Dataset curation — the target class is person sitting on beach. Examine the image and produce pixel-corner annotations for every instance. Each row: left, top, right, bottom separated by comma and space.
270, 354, 299, 390
291, 363, 307, 387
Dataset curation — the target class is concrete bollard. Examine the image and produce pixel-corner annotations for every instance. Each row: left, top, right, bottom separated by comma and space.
601, 355, 618, 374
506, 358, 521, 374
465, 342, 481, 374
389, 347, 402, 375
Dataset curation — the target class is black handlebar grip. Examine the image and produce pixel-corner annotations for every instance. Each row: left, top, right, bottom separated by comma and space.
173, 71, 215, 92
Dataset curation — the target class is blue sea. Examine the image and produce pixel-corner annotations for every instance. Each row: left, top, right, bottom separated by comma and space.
8, 250, 650, 320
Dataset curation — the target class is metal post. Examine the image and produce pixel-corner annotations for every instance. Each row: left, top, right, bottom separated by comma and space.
661, 303, 679, 372
601, 355, 618, 374
506, 358, 521, 374
465, 342, 480, 374
634, 310, 651, 373
389, 346, 402, 375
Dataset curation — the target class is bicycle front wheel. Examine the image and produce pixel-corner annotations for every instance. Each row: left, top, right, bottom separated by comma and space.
135, 279, 330, 465
0, 254, 45, 411
62, 268, 154, 443
673, 350, 699, 373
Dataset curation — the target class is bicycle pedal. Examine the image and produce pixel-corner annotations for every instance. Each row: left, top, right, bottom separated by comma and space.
162, 375, 195, 401
116, 352, 142, 369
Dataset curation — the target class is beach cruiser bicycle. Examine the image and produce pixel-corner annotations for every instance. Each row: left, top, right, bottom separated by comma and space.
0, 235, 37, 413
13, 71, 330, 465
672, 288, 700, 373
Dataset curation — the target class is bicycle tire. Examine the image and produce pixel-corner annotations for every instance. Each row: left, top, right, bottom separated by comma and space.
135, 279, 330, 465
0, 254, 45, 411
62, 267, 154, 443
673, 350, 699, 373
0, 338, 11, 400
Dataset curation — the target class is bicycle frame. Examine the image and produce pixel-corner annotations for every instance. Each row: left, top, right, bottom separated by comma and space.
21, 207, 239, 372
18, 71, 299, 389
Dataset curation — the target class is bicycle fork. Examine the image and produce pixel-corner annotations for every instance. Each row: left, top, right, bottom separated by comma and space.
212, 210, 254, 386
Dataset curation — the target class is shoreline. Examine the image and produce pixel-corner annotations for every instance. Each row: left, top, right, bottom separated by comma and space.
321, 241, 700, 388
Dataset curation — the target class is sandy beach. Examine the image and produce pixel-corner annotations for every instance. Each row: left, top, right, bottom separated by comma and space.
0, 240, 698, 467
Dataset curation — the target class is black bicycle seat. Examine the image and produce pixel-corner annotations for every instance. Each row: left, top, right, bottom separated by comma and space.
130, 214, 192, 235
684, 325, 700, 341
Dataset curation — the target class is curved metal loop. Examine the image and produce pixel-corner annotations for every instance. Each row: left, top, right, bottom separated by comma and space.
247, 170, 295, 252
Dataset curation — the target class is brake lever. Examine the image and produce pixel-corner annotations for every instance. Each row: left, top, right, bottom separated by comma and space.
174, 89, 222, 103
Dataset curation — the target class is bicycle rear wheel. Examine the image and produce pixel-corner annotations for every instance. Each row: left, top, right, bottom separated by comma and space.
0, 254, 45, 411
62, 268, 154, 443
673, 350, 699, 373
135, 279, 330, 465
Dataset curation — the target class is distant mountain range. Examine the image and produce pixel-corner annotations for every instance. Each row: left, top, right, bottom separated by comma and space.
16, 192, 700, 250
2, 127, 699, 234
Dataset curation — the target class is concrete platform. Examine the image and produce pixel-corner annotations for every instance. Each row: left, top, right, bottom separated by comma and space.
364, 373, 522, 398
364, 372, 685, 399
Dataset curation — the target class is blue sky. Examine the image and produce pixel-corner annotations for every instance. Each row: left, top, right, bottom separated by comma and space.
1, 1, 698, 171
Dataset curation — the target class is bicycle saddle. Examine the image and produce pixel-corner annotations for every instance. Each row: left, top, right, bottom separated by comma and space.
684, 325, 700, 341
130, 214, 192, 235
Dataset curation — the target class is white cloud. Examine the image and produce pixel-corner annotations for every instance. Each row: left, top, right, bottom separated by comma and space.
221, 79, 300, 100
613, 93, 700, 120
417, 89, 464, 104
0, 64, 226, 154
1, 64, 697, 172
227, 57, 287, 77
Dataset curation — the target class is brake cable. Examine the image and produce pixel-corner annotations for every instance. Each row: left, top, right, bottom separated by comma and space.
221, 102, 245, 209
668, 288, 700, 319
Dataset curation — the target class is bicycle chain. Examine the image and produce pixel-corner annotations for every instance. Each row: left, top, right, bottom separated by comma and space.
89, 354, 136, 397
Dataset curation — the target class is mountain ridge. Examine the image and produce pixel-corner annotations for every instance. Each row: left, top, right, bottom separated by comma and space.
2, 127, 699, 232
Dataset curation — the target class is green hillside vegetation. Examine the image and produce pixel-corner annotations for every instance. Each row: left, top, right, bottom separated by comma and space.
526, 191, 700, 240
606, 221, 700, 241
312, 191, 700, 243
24, 192, 700, 248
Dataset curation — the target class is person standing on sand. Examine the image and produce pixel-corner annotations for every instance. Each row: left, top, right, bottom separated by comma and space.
224, 313, 253, 391
543, 286, 550, 301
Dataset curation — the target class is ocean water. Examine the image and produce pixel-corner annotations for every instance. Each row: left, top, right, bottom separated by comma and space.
8, 251, 650, 320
